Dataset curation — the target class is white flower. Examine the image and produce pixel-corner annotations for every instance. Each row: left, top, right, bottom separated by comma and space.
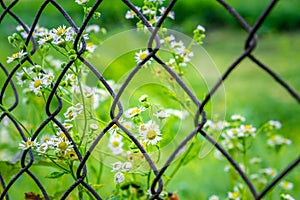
89, 123, 99, 131
280, 181, 293, 190
125, 7, 140, 19
196, 25, 206, 32
170, 40, 185, 55
249, 157, 261, 164
86, 42, 97, 53
161, 34, 175, 44
165, 109, 188, 119
108, 134, 124, 155
139, 121, 162, 145
269, 120, 282, 129
267, 135, 291, 147
112, 161, 122, 172
135, 49, 150, 64
86, 25, 100, 33
114, 172, 125, 184
142, 8, 156, 15
121, 162, 132, 172
231, 114, 246, 122
42, 72, 55, 87
16, 69, 29, 86
159, 7, 175, 20
7, 50, 27, 63
239, 124, 256, 137
124, 107, 145, 118
228, 191, 240, 200
38, 34, 53, 44
208, 195, 219, 200
155, 110, 170, 119
55, 138, 73, 155
29, 76, 44, 95
36, 143, 49, 154
148, 0, 164, 5
19, 137, 39, 150
75, 0, 89, 5
64, 105, 82, 121
205, 120, 228, 131
281, 194, 295, 200
261, 168, 277, 178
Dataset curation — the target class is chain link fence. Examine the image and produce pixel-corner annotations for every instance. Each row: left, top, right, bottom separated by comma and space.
1, 0, 300, 199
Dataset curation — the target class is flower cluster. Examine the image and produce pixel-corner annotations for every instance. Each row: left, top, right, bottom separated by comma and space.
19, 133, 74, 160
111, 161, 133, 184
125, 0, 174, 28
206, 115, 294, 199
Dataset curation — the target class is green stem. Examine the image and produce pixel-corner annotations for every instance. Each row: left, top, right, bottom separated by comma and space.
0, 103, 31, 137
165, 136, 196, 187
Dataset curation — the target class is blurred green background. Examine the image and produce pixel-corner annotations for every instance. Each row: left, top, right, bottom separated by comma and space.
1, 0, 300, 199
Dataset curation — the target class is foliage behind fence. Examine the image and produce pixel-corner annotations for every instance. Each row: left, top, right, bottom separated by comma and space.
1, 0, 300, 199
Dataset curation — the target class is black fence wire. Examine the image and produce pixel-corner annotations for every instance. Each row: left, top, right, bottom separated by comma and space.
0, 0, 300, 199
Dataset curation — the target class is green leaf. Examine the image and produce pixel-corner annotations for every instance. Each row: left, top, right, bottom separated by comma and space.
45, 171, 67, 179
0, 160, 21, 178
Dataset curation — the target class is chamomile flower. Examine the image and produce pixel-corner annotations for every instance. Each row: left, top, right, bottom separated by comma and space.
228, 191, 240, 200
86, 24, 100, 33
135, 49, 150, 64
125, 7, 141, 19
261, 168, 277, 178
114, 172, 125, 184
36, 143, 49, 154
29, 76, 44, 95
170, 40, 185, 55
159, 7, 175, 20
281, 194, 295, 200
19, 137, 39, 150
155, 110, 170, 119
16, 69, 29, 86
124, 107, 145, 118
55, 138, 73, 155
86, 42, 97, 53
7, 50, 27, 63
267, 135, 291, 147
240, 124, 256, 137
108, 134, 124, 155
231, 114, 246, 122
280, 181, 294, 190
112, 161, 123, 172
269, 120, 282, 130
121, 161, 133, 172
42, 72, 55, 87
208, 195, 220, 200
148, 0, 164, 4
75, 0, 89, 5
139, 121, 162, 145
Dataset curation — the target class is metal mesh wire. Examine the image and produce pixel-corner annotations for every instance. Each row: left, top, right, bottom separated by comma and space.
1, 0, 300, 199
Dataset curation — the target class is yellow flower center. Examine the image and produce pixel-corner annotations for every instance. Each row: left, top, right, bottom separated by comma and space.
231, 192, 239, 198
129, 10, 135, 15
139, 52, 148, 61
56, 28, 67, 36
26, 140, 33, 147
245, 125, 252, 130
130, 108, 140, 116
147, 129, 157, 140
11, 52, 20, 59
111, 140, 120, 147
184, 49, 191, 54
58, 141, 68, 150
33, 79, 42, 88
87, 42, 94, 47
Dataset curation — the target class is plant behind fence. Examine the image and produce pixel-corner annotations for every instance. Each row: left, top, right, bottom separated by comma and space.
0, 0, 300, 199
